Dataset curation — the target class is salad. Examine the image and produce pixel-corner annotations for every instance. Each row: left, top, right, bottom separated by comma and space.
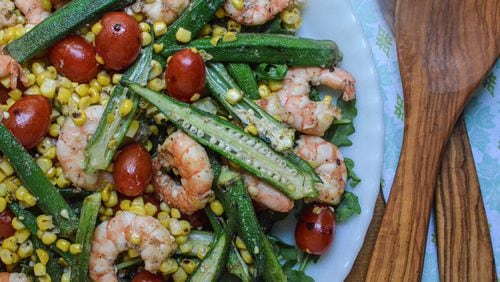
0, 0, 362, 281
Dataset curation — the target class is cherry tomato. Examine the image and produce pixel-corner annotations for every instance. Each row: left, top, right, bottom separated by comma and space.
95, 12, 141, 71
50, 35, 99, 83
0, 209, 15, 239
3, 95, 52, 149
132, 270, 163, 282
166, 49, 206, 102
113, 143, 153, 197
295, 203, 336, 255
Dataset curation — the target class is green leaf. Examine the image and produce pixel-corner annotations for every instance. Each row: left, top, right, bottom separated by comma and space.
286, 269, 315, 282
309, 88, 321, 102
324, 99, 357, 147
344, 158, 361, 188
255, 63, 288, 81
336, 191, 361, 223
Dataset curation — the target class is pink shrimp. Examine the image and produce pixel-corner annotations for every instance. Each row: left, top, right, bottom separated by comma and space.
294, 135, 347, 205
152, 130, 214, 215
0, 0, 17, 28
243, 173, 294, 212
0, 273, 31, 282
224, 0, 291, 26
14, 0, 50, 26
0, 54, 26, 89
89, 212, 176, 282
257, 67, 355, 136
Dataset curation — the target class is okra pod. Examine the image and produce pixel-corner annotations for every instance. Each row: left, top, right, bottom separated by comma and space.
226, 63, 260, 100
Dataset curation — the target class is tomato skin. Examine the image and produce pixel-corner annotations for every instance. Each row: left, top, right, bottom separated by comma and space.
113, 143, 153, 197
166, 49, 206, 102
0, 209, 15, 239
49, 36, 100, 83
132, 270, 163, 282
295, 203, 336, 255
3, 95, 52, 149
95, 12, 141, 71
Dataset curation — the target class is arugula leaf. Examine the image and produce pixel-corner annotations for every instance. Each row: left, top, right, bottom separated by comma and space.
324, 99, 357, 147
344, 158, 361, 188
336, 191, 361, 223
286, 269, 315, 282
309, 88, 321, 102
255, 64, 288, 81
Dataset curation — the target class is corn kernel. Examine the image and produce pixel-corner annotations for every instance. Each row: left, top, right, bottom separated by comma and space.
91, 22, 103, 35
129, 205, 146, 216
36, 158, 53, 174
41, 232, 57, 245
71, 110, 87, 126
231, 0, 244, 10
39, 274, 52, 282
179, 242, 193, 254
160, 202, 170, 212
22, 193, 37, 207
0, 249, 14, 265
75, 84, 89, 97
175, 235, 188, 245
153, 21, 167, 37
225, 88, 243, 105
131, 196, 144, 207
88, 88, 100, 104
244, 124, 258, 135
133, 13, 144, 22
323, 95, 333, 105
200, 24, 212, 36
227, 20, 242, 32
175, 27, 192, 43
148, 60, 163, 80
120, 199, 131, 211
112, 74, 123, 84
2, 236, 18, 252
181, 259, 197, 274
96, 54, 105, 65
142, 31, 152, 46
14, 228, 30, 244
0, 159, 14, 176
147, 78, 166, 92
34, 262, 47, 276
215, 7, 226, 18
160, 258, 178, 274
130, 233, 141, 245
168, 218, 182, 235
210, 35, 221, 46
17, 240, 34, 258
15, 186, 29, 201
0, 197, 6, 213
258, 84, 271, 98
127, 248, 140, 258
56, 239, 71, 252
103, 207, 114, 216
23, 73, 36, 87
119, 99, 134, 117
172, 268, 188, 282
56, 87, 71, 104
44, 146, 57, 160
144, 202, 158, 216
153, 112, 168, 124
241, 249, 254, 264
37, 215, 54, 231
139, 22, 151, 32
153, 43, 164, 53
212, 26, 227, 37
223, 31, 237, 42
197, 245, 209, 259
56, 174, 70, 188
104, 191, 118, 208
268, 80, 284, 91
36, 249, 49, 265
8, 89, 22, 101
12, 218, 25, 230
40, 78, 57, 99
69, 244, 82, 255
61, 272, 70, 282
170, 208, 181, 219
210, 200, 224, 216
84, 32, 95, 43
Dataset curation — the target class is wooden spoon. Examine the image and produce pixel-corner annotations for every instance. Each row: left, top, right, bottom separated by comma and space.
366, 0, 499, 280
377, 0, 497, 280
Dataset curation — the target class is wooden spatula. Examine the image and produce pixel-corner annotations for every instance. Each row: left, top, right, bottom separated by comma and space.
366, 0, 499, 280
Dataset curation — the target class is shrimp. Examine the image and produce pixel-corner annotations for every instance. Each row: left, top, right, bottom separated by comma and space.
243, 173, 294, 212
130, 0, 190, 24
257, 67, 355, 136
56, 105, 113, 191
14, 0, 50, 26
0, 54, 26, 89
294, 135, 347, 205
152, 130, 214, 214
0, 273, 31, 282
89, 211, 176, 282
0, 0, 17, 28
224, 0, 291, 26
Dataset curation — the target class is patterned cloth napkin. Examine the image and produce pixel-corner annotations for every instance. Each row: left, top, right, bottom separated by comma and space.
350, 0, 500, 280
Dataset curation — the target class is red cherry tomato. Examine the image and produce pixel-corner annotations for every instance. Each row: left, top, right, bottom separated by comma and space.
0, 209, 15, 239
295, 203, 336, 255
132, 270, 163, 282
3, 95, 52, 149
113, 143, 153, 197
95, 12, 141, 71
49, 35, 100, 83
166, 49, 206, 102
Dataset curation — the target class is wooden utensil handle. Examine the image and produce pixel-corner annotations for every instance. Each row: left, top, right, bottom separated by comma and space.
366, 111, 452, 281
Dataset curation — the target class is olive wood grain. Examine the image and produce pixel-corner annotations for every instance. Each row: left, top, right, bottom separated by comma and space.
366, 0, 499, 280
436, 117, 497, 281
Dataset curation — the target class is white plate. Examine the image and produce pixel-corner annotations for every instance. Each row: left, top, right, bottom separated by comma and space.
272, 0, 384, 281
